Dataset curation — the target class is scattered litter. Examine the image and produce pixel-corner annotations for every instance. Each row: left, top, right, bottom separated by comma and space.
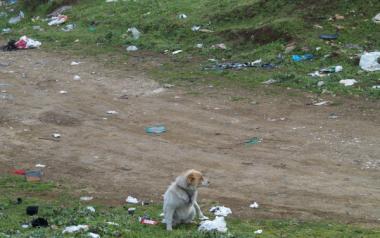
86, 206, 95, 213
254, 229, 263, 234
128, 207, 136, 215
62, 23, 76, 32
8, 11, 24, 24
127, 27, 141, 40
59, 90, 68, 94
359, 52, 380, 72
328, 113, 338, 119
140, 217, 158, 225
52, 133, 61, 138
14, 169, 26, 175
31, 218, 48, 228
47, 5, 72, 17
210, 206, 232, 217
199, 28, 214, 33
21, 224, 29, 229
80, 196, 93, 201
319, 33, 338, 40
267, 117, 286, 122
314, 101, 329, 106
177, 13, 187, 19
334, 14, 345, 20
48, 15, 68, 26
211, 43, 227, 50
317, 81, 325, 87
32, 25, 42, 31
373, 13, 380, 24
2, 28, 11, 33
262, 79, 278, 85
7, 36, 41, 50
26, 206, 39, 216
106, 222, 119, 226
88, 233, 100, 238
245, 137, 262, 145
172, 50, 183, 55
339, 79, 357, 86
62, 225, 89, 234
73, 75, 81, 80
25, 170, 43, 182
292, 54, 314, 62
71, 61, 80, 66
214, 59, 262, 70
35, 164, 46, 168
196, 43, 203, 48
126, 45, 138, 52
372, 85, 380, 89
126, 196, 139, 204
250, 202, 259, 208
198, 216, 227, 233
192, 25, 201, 31
152, 88, 165, 94
16, 198, 22, 204
106, 110, 118, 115
163, 83, 174, 88
145, 125, 166, 134
320, 65, 343, 73
309, 66, 343, 77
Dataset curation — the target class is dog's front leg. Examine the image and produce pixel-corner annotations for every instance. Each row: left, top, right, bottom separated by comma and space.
194, 201, 209, 220
164, 206, 175, 231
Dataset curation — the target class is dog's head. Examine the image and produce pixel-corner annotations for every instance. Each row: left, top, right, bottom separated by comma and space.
185, 170, 209, 189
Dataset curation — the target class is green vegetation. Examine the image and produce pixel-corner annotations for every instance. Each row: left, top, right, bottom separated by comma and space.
0, 0, 379, 98
1, 175, 379, 237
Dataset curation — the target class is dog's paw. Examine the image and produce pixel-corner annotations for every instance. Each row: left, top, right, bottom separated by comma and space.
200, 216, 209, 220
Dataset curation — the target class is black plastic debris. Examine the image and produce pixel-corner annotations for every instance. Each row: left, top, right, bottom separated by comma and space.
16, 197, 22, 204
2, 40, 17, 51
31, 217, 49, 227
26, 206, 38, 216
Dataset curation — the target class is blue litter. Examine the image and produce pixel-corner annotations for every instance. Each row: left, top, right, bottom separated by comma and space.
319, 34, 338, 40
292, 54, 314, 62
145, 125, 167, 134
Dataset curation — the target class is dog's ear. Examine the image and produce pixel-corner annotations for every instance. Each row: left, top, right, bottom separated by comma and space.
186, 173, 195, 185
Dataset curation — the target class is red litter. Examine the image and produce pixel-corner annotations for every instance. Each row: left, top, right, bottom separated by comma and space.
14, 169, 26, 175
140, 218, 158, 225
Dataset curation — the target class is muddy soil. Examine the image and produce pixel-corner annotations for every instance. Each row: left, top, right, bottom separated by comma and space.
0, 49, 379, 225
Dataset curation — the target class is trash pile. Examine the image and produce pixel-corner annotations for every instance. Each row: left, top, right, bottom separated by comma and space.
3, 35, 41, 51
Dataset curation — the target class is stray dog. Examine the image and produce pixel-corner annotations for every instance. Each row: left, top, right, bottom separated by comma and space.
163, 169, 209, 230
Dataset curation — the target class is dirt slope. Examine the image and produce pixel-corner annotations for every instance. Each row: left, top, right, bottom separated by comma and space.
0, 49, 379, 225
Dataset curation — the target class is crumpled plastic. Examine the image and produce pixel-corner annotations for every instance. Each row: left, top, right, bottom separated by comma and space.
62, 225, 89, 233
15, 36, 42, 49
8, 11, 24, 24
48, 15, 68, 26
198, 216, 227, 233
359, 52, 380, 72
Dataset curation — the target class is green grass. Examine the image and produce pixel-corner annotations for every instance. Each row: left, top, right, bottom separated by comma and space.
0, 0, 379, 98
0, 175, 379, 237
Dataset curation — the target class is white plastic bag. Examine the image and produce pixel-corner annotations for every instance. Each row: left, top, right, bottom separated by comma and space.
359, 52, 380, 72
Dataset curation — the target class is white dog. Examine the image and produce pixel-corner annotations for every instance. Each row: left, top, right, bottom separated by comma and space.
163, 169, 209, 230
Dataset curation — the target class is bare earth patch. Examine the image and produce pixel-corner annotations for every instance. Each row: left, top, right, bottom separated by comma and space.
0, 49, 379, 226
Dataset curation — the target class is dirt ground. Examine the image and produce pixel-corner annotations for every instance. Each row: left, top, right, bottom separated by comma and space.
1, 49, 379, 226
